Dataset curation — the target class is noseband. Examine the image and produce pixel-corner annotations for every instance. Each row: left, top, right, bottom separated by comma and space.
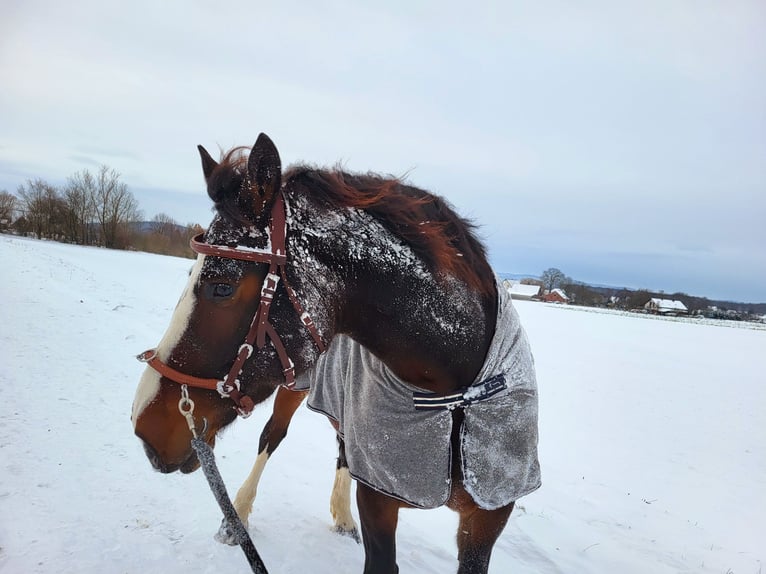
138, 192, 325, 417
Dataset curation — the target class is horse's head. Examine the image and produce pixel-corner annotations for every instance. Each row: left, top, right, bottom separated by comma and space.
132, 134, 325, 473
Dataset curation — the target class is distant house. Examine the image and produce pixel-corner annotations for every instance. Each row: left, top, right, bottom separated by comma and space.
542, 288, 569, 304
503, 280, 541, 301
644, 298, 688, 315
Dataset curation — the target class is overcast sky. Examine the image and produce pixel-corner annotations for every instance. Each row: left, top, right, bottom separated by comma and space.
2, 1, 764, 302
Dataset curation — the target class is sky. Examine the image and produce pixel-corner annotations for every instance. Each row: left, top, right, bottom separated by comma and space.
1, 0, 764, 302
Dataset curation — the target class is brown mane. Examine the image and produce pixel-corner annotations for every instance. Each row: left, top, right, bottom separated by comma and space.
212, 148, 495, 296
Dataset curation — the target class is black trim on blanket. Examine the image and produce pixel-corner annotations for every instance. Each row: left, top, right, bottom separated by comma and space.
412, 374, 507, 411
305, 403, 342, 435
347, 469, 451, 509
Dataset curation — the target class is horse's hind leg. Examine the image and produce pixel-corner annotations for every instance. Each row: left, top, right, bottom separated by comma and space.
329, 435, 359, 541
455, 501, 514, 574
215, 386, 308, 545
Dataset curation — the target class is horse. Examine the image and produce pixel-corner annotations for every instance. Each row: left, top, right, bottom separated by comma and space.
132, 133, 540, 574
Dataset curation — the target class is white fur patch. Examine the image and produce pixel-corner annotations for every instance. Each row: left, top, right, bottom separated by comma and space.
131, 255, 205, 427
131, 368, 161, 427
233, 450, 270, 523
330, 466, 356, 530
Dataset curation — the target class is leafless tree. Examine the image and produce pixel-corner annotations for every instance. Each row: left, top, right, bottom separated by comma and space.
561, 281, 605, 307
92, 165, 141, 248
63, 170, 97, 245
17, 179, 64, 239
618, 289, 652, 310
137, 214, 202, 257
152, 212, 178, 237
540, 267, 567, 293
0, 190, 17, 230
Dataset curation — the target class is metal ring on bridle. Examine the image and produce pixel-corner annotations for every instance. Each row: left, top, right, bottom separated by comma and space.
178, 384, 199, 438
137, 348, 157, 363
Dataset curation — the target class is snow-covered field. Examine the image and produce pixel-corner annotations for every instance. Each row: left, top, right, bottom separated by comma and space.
1, 234, 763, 573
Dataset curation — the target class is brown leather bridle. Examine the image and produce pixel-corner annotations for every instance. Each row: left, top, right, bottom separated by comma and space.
137, 192, 325, 417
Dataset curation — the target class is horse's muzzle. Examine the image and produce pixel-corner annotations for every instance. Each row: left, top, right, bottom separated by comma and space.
141, 440, 200, 474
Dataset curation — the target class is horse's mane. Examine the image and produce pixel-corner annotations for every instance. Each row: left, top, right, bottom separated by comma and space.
211, 148, 495, 296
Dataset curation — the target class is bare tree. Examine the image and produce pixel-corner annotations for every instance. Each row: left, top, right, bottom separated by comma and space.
17, 179, 63, 239
152, 212, 178, 237
540, 267, 567, 293
562, 281, 605, 307
0, 190, 17, 230
146, 214, 201, 257
17, 180, 45, 238
618, 289, 652, 310
92, 165, 141, 248
63, 170, 97, 245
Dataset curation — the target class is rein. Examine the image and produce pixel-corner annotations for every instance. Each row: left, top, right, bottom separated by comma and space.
138, 191, 325, 417
178, 385, 269, 574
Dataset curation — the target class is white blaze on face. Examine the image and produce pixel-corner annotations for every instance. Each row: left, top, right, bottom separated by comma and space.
131, 255, 206, 427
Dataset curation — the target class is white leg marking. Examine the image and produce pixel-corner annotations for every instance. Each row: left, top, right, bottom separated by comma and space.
330, 467, 357, 533
131, 255, 205, 426
233, 449, 270, 524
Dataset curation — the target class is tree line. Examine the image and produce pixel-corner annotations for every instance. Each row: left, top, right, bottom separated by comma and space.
535, 267, 765, 316
0, 165, 201, 258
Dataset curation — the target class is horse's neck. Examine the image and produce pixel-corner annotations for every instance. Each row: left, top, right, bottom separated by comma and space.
346, 273, 495, 394
288, 196, 496, 394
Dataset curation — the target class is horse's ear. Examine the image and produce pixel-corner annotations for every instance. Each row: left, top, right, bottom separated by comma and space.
245, 133, 282, 217
197, 145, 218, 181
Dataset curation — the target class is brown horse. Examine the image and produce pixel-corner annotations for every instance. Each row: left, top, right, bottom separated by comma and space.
132, 134, 540, 574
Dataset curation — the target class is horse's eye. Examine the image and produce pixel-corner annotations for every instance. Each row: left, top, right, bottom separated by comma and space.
212, 283, 234, 299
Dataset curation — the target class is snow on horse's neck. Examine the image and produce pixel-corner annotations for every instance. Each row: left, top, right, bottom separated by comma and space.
284, 192, 488, 368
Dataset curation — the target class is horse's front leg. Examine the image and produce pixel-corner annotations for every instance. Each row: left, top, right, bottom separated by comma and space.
329, 435, 359, 541
216, 386, 308, 545
447, 408, 514, 573
356, 482, 401, 574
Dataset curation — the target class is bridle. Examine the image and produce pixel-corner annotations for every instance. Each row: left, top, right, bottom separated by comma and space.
137, 192, 325, 417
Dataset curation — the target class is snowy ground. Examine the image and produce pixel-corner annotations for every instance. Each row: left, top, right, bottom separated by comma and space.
1, 234, 764, 574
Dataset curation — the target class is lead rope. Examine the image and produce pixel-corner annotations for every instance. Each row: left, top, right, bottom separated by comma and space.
178, 385, 269, 574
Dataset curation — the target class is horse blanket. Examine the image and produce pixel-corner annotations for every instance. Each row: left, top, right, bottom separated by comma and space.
303, 284, 540, 509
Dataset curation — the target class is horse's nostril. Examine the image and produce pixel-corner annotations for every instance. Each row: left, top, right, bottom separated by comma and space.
141, 439, 184, 473
142, 440, 167, 472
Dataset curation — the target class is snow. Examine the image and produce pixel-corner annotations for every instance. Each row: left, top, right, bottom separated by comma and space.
647, 298, 688, 312
1, 234, 764, 573
506, 283, 541, 300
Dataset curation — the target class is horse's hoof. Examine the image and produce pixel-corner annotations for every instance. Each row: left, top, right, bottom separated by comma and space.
333, 524, 361, 544
214, 519, 239, 546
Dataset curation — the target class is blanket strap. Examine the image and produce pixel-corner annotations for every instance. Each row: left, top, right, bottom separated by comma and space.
412, 374, 507, 411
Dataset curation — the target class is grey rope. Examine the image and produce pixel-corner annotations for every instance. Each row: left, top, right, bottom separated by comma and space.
178, 385, 268, 574
190, 436, 269, 573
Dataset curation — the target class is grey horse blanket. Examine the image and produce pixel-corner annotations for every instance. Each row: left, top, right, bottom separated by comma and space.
303, 284, 540, 509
